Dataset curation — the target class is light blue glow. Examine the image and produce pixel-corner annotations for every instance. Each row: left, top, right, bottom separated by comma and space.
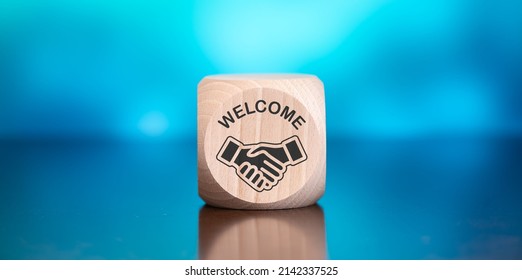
194, 0, 385, 72
0, 0, 521, 139
138, 111, 169, 137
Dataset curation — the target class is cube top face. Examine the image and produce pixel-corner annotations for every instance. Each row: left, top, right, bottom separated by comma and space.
203, 73, 317, 80
198, 74, 326, 209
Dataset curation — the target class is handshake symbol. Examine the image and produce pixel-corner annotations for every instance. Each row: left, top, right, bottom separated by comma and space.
217, 136, 308, 192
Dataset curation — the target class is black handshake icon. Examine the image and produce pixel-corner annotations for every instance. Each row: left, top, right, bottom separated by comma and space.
217, 136, 308, 192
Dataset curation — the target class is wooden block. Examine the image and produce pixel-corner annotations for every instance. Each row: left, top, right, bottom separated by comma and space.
199, 205, 325, 259
198, 74, 326, 209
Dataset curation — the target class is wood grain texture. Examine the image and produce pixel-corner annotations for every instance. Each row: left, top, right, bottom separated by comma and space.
198, 74, 326, 209
199, 205, 325, 260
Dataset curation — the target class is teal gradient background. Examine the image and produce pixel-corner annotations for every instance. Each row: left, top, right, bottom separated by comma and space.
1, 1, 522, 259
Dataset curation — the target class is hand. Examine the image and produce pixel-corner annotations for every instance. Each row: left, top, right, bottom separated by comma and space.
249, 136, 307, 166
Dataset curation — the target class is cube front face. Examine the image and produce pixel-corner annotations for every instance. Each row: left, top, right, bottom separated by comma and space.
198, 74, 326, 209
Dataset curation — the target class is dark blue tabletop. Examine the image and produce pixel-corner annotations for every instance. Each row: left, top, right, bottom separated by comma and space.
1, 136, 521, 259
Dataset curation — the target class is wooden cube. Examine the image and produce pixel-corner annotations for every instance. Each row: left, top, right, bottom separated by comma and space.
198, 74, 326, 209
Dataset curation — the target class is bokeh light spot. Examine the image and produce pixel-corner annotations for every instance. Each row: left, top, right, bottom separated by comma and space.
138, 111, 169, 137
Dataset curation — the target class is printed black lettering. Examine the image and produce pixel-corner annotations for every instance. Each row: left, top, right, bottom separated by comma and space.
218, 99, 306, 130
280, 106, 296, 122
292, 116, 306, 130
268, 101, 281, 114
255, 100, 266, 112
245, 102, 255, 115
218, 111, 235, 128
232, 104, 245, 119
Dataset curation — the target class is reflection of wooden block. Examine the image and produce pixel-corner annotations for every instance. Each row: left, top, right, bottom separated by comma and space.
198, 74, 326, 209
199, 205, 325, 260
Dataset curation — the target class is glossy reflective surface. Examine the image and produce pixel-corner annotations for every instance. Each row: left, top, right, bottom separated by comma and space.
199, 205, 325, 260
1, 137, 521, 259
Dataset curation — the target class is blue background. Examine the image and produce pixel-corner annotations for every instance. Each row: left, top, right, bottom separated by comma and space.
1, 0, 521, 259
